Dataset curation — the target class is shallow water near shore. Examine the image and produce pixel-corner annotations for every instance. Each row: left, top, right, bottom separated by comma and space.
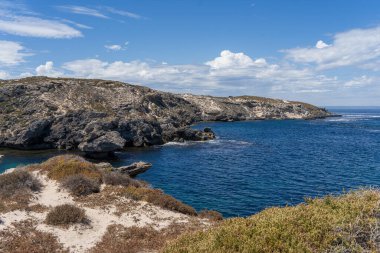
1, 108, 380, 217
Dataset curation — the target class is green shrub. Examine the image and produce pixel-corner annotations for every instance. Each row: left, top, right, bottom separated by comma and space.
163, 190, 380, 253
61, 174, 100, 196
45, 204, 88, 226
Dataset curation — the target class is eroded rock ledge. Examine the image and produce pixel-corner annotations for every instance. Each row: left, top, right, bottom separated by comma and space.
0, 77, 331, 153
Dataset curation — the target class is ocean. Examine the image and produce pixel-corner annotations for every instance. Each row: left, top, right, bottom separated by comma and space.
1, 107, 379, 217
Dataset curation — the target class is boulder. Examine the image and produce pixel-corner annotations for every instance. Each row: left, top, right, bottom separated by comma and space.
114, 161, 152, 177
78, 131, 126, 154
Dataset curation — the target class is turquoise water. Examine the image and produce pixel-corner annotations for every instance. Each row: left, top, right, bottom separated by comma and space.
1, 108, 380, 217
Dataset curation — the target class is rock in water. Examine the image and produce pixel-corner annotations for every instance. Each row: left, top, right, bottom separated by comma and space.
115, 162, 152, 177
0, 77, 332, 152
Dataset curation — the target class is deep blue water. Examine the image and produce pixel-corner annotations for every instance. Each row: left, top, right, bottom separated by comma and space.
1, 108, 380, 217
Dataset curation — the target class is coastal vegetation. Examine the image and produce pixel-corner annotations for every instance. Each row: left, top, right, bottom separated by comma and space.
163, 189, 380, 252
45, 204, 88, 226
0, 169, 42, 212
1, 155, 380, 252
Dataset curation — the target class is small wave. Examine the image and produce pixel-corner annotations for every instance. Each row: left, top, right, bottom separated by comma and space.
164, 139, 252, 147
326, 114, 380, 122
163, 141, 198, 146
209, 139, 253, 145
366, 129, 380, 133
0, 155, 3, 159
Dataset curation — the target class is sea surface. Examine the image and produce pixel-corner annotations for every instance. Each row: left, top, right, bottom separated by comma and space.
1, 107, 380, 217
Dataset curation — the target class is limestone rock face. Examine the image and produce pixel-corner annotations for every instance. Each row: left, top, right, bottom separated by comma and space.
0, 77, 332, 152
78, 131, 126, 153
114, 161, 153, 177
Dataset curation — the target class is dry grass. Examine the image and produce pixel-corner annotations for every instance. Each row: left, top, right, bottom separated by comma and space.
163, 189, 380, 253
61, 174, 100, 196
45, 204, 89, 227
198, 209, 223, 222
26, 204, 50, 213
0, 169, 41, 198
0, 169, 42, 213
0, 220, 68, 253
122, 186, 197, 216
31, 155, 102, 182
76, 185, 197, 216
90, 221, 205, 253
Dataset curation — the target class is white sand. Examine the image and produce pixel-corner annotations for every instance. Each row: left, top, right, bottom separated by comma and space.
0, 171, 201, 253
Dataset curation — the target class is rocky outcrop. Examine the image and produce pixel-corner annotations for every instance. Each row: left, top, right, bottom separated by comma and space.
0, 77, 332, 153
114, 162, 153, 177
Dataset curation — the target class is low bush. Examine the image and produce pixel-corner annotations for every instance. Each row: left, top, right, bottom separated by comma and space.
45, 204, 88, 226
198, 209, 223, 221
163, 189, 380, 253
123, 186, 197, 216
0, 169, 41, 198
102, 172, 142, 187
35, 155, 102, 182
61, 174, 100, 196
0, 169, 42, 212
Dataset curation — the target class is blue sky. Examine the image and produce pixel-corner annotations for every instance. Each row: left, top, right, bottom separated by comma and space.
1, 0, 380, 106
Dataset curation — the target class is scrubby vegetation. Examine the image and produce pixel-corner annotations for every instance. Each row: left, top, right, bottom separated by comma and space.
102, 171, 142, 187
198, 209, 223, 221
34, 155, 102, 182
45, 204, 88, 226
61, 174, 100, 196
90, 222, 204, 253
0, 220, 68, 252
0, 169, 42, 212
122, 186, 197, 216
163, 189, 380, 253
0, 169, 41, 197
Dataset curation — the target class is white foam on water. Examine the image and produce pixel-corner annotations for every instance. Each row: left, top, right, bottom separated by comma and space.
326, 113, 380, 122
163, 141, 198, 146
367, 129, 380, 133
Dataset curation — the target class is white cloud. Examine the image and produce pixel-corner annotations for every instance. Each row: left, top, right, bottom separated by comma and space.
0, 5, 82, 39
57, 6, 108, 19
315, 40, 330, 49
105, 7, 142, 19
0, 40, 30, 66
0, 71, 9, 79
35, 61, 63, 77
61, 19, 93, 29
105, 41, 129, 51
285, 26, 380, 70
59, 50, 340, 96
205, 50, 267, 69
344, 75, 374, 87
105, 44, 122, 51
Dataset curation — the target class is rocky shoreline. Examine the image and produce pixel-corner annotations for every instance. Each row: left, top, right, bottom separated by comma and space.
0, 77, 332, 156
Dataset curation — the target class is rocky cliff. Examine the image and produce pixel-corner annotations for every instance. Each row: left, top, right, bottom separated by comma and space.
0, 77, 331, 153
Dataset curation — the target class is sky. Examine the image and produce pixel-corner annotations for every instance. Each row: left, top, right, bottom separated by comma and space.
1, 0, 380, 106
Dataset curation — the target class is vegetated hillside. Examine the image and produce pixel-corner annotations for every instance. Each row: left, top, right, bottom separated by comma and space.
0, 77, 331, 152
163, 189, 380, 252
1, 156, 378, 253
0, 155, 220, 253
